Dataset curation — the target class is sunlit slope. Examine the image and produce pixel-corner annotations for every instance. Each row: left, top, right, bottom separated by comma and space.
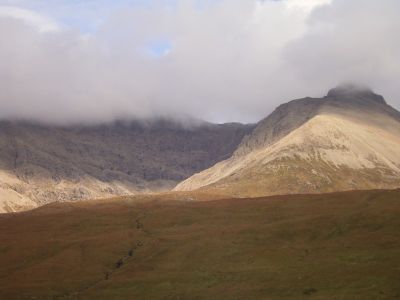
176, 88, 400, 196
0, 189, 399, 299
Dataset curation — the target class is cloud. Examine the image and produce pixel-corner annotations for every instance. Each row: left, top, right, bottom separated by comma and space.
0, 6, 59, 31
0, 0, 398, 124
285, 0, 332, 11
284, 0, 400, 103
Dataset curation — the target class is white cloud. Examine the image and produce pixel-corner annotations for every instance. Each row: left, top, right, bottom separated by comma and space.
285, 0, 332, 11
0, 6, 59, 32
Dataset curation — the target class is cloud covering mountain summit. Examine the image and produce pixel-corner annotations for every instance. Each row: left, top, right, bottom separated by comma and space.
0, 0, 399, 124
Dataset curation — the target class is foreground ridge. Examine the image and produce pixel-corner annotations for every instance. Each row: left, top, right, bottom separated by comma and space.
0, 189, 399, 299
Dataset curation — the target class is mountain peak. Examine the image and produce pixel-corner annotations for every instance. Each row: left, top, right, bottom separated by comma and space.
326, 84, 387, 105
176, 86, 400, 196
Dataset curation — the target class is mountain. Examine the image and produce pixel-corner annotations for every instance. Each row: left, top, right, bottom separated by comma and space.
0, 119, 253, 212
175, 85, 400, 196
3, 85, 399, 212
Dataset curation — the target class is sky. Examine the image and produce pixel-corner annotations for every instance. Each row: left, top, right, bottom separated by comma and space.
0, 0, 399, 124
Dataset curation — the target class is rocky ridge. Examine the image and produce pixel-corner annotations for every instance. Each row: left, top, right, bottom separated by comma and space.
0, 119, 253, 212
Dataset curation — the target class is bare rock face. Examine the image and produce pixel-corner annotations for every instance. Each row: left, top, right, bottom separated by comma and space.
176, 87, 400, 196
0, 119, 253, 212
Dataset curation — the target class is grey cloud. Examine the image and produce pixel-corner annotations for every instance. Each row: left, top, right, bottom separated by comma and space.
0, 0, 399, 125
284, 0, 400, 105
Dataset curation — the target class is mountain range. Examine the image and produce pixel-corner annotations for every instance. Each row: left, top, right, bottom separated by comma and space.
1, 85, 400, 212
1, 85, 400, 298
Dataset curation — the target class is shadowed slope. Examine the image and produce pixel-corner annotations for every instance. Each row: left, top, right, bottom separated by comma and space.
0, 119, 253, 212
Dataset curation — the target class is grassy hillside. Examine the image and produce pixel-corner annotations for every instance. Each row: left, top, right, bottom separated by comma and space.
0, 189, 399, 299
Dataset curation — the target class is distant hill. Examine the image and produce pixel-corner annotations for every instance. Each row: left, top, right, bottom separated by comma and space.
0, 119, 253, 212
176, 85, 400, 196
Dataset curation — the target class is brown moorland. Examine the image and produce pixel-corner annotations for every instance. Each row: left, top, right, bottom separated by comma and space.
0, 189, 399, 299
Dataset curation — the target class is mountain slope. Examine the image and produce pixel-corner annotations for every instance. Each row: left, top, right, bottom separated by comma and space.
176, 86, 400, 196
1, 189, 399, 299
0, 119, 253, 212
